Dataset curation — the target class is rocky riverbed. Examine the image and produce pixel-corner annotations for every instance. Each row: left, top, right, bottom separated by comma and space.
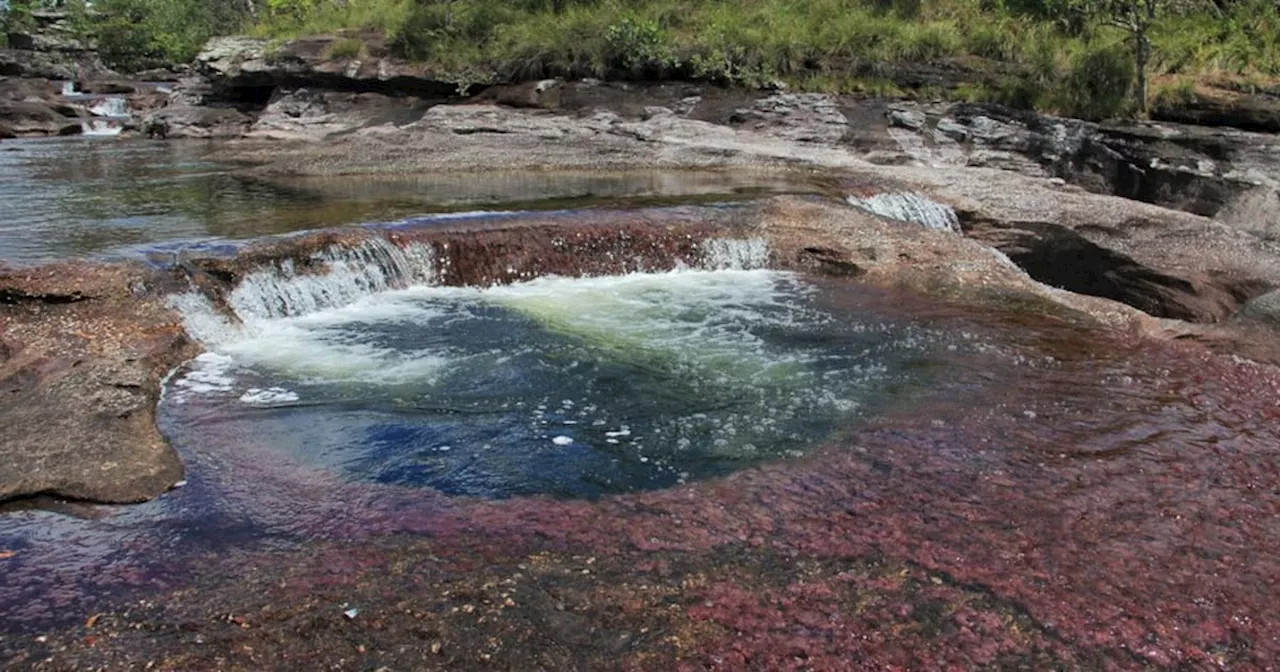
3, 34, 1280, 670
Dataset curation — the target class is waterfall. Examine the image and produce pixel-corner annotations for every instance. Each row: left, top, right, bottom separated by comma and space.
89, 97, 130, 119
173, 237, 438, 344
171, 234, 775, 347
227, 238, 437, 322
847, 192, 960, 233
700, 238, 770, 270
61, 81, 76, 96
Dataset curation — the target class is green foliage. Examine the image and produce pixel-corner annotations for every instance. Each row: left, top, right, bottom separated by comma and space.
1151, 77, 1196, 107
90, 0, 249, 72
604, 16, 677, 78
28, 0, 1273, 117
327, 37, 366, 59
1054, 41, 1135, 118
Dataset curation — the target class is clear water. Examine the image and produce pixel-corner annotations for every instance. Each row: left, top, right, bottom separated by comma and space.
161, 269, 977, 498
0, 138, 809, 264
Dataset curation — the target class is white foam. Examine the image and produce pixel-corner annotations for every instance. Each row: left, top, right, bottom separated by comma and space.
80, 120, 124, 137
226, 239, 436, 324
239, 387, 300, 405
172, 352, 236, 396
551, 436, 574, 446
847, 192, 960, 232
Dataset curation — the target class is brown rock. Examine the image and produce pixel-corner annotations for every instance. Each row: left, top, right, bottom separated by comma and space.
0, 262, 198, 504
0, 98, 81, 136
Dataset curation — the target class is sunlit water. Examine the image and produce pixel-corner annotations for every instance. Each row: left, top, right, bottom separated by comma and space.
162, 269, 982, 498
0, 138, 808, 264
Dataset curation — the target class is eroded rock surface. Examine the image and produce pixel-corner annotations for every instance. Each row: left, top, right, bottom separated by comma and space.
0, 262, 196, 503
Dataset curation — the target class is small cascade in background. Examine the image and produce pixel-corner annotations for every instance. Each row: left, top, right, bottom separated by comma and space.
81, 96, 131, 137
60, 80, 76, 96
847, 192, 960, 232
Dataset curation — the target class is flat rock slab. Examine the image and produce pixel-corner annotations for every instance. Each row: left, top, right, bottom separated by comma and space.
0, 262, 197, 503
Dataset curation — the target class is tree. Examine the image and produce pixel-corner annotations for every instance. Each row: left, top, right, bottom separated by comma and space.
1070, 0, 1202, 114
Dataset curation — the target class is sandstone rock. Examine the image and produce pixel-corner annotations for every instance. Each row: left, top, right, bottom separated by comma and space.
1240, 288, 1280, 327
1153, 90, 1280, 134
0, 49, 76, 80
248, 88, 431, 141
194, 35, 464, 102
0, 99, 82, 135
887, 108, 926, 130
143, 105, 253, 139
730, 93, 848, 144
878, 101, 1280, 222
0, 262, 198, 504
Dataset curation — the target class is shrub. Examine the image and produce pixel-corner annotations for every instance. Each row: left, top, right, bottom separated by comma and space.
327, 37, 365, 59
604, 16, 677, 79
1055, 42, 1134, 120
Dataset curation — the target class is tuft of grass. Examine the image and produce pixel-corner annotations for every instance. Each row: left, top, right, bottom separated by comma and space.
326, 37, 365, 60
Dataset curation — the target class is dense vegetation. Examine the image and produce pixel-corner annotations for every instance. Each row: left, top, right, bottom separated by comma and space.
1, 0, 248, 71
261, 0, 1280, 119
3, 0, 1278, 119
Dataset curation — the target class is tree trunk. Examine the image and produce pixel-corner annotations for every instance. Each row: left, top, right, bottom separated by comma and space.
1136, 29, 1149, 115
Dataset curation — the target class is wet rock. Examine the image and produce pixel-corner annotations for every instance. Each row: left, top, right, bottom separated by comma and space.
473, 79, 565, 109
0, 262, 198, 504
0, 99, 82, 136
0, 122, 14, 139
76, 80, 137, 95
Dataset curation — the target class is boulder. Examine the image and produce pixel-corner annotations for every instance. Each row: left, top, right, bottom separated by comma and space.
142, 105, 253, 139
872, 101, 1280, 223
1153, 90, 1280, 134
730, 93, 849, 144
0, 48, 76, 80
248, 88, 432, 141
194, 35, 466, 103
0, 262, 197, 504
0, 99, 82, 135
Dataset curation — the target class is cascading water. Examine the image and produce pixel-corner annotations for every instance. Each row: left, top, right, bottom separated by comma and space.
81, 96, 131, 137
847, 192, 961, 232
164, 236, 982, 498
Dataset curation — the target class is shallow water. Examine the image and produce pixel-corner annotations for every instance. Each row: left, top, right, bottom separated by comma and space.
0, 138, 808, 264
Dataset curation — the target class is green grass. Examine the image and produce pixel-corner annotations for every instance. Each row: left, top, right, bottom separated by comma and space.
245, 0, 1280, 119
